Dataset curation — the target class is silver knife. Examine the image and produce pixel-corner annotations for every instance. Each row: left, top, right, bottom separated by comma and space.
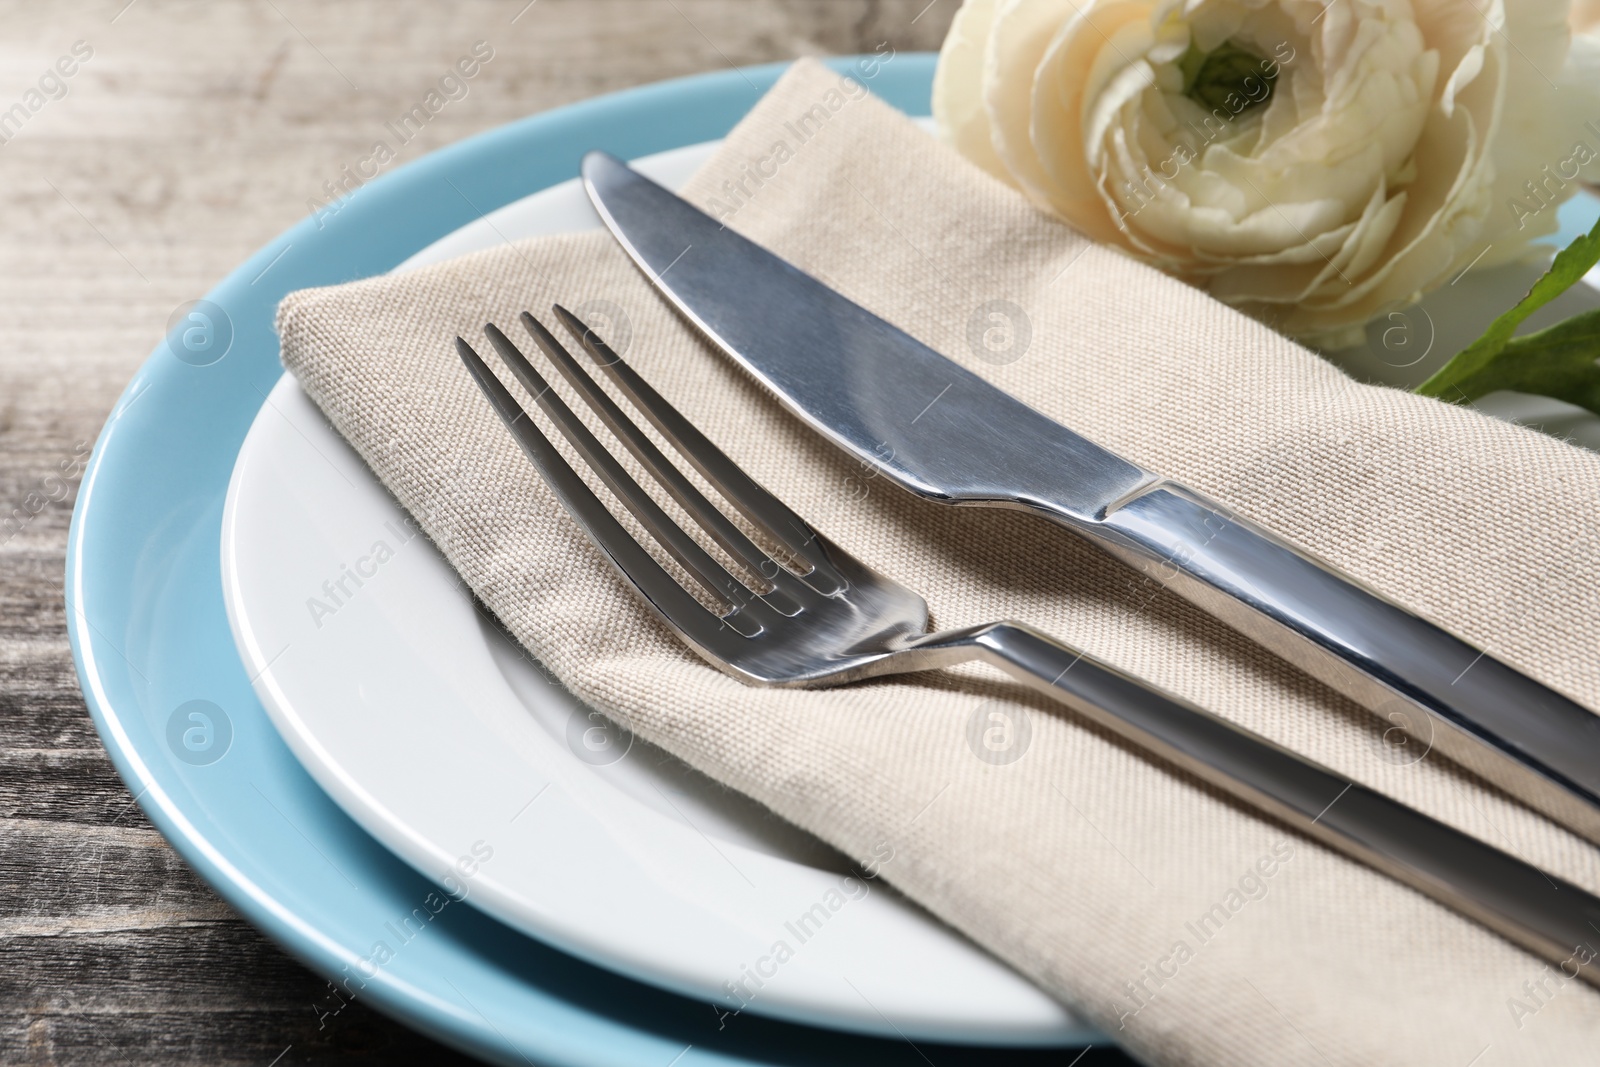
582, 150, 1600, 840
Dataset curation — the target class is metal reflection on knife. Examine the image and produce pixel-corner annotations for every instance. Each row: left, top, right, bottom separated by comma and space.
581, 149, 1600, 844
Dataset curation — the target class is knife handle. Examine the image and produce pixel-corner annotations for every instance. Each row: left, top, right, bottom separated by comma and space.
1060, 483, 1600, 841
938, 620, 1600, 984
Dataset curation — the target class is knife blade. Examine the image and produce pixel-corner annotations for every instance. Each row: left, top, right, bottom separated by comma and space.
582, 149, 1600, 843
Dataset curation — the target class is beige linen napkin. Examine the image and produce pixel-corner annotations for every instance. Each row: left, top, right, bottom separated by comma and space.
277, 59, 1600, 1066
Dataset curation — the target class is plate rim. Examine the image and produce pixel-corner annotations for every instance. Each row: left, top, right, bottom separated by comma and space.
217, 146, 1086, 1038
68, 53, 1113, 1067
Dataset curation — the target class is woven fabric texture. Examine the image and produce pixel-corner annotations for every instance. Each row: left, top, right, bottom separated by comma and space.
277, 59, 1600, 1066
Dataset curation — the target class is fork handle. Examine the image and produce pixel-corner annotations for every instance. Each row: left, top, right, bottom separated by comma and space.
905, 621, 1600, 984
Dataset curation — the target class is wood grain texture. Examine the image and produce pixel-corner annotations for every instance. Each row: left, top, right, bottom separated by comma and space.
0, 2, 1139, 1063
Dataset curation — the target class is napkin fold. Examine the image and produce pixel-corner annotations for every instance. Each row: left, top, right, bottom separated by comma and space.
277, 59, 1600, 1066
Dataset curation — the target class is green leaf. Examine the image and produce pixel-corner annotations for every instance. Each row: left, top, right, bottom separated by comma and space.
1426, 308, 1600, 413
1416, 213, 1600, 407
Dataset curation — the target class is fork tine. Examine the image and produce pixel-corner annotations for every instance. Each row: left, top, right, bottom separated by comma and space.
552, 303, 843, 595
454, 336, 740, 639
520, 311, 805, 614
480, 324, 769, 630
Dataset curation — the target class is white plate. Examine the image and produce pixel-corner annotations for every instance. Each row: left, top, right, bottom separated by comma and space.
221, 138, 1091, 1046
222, 132, 1600, 1046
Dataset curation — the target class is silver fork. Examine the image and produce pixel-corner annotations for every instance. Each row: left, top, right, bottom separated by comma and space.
455, 306, 1600, 987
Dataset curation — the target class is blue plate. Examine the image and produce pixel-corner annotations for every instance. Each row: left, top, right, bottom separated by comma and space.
65, 55, 1099, 1066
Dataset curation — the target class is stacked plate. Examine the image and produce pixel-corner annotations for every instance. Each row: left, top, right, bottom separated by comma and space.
67, 55, 1110, 1067
66, 53, 1600, 1067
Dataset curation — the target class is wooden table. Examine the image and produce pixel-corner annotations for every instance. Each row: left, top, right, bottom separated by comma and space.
0, 2, 1139, 1062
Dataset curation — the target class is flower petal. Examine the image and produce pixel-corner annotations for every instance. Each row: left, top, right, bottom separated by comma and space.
932, 0, 1009, 180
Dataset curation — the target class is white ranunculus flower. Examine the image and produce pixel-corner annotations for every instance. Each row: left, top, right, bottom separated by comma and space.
935, 0, 1600, 347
